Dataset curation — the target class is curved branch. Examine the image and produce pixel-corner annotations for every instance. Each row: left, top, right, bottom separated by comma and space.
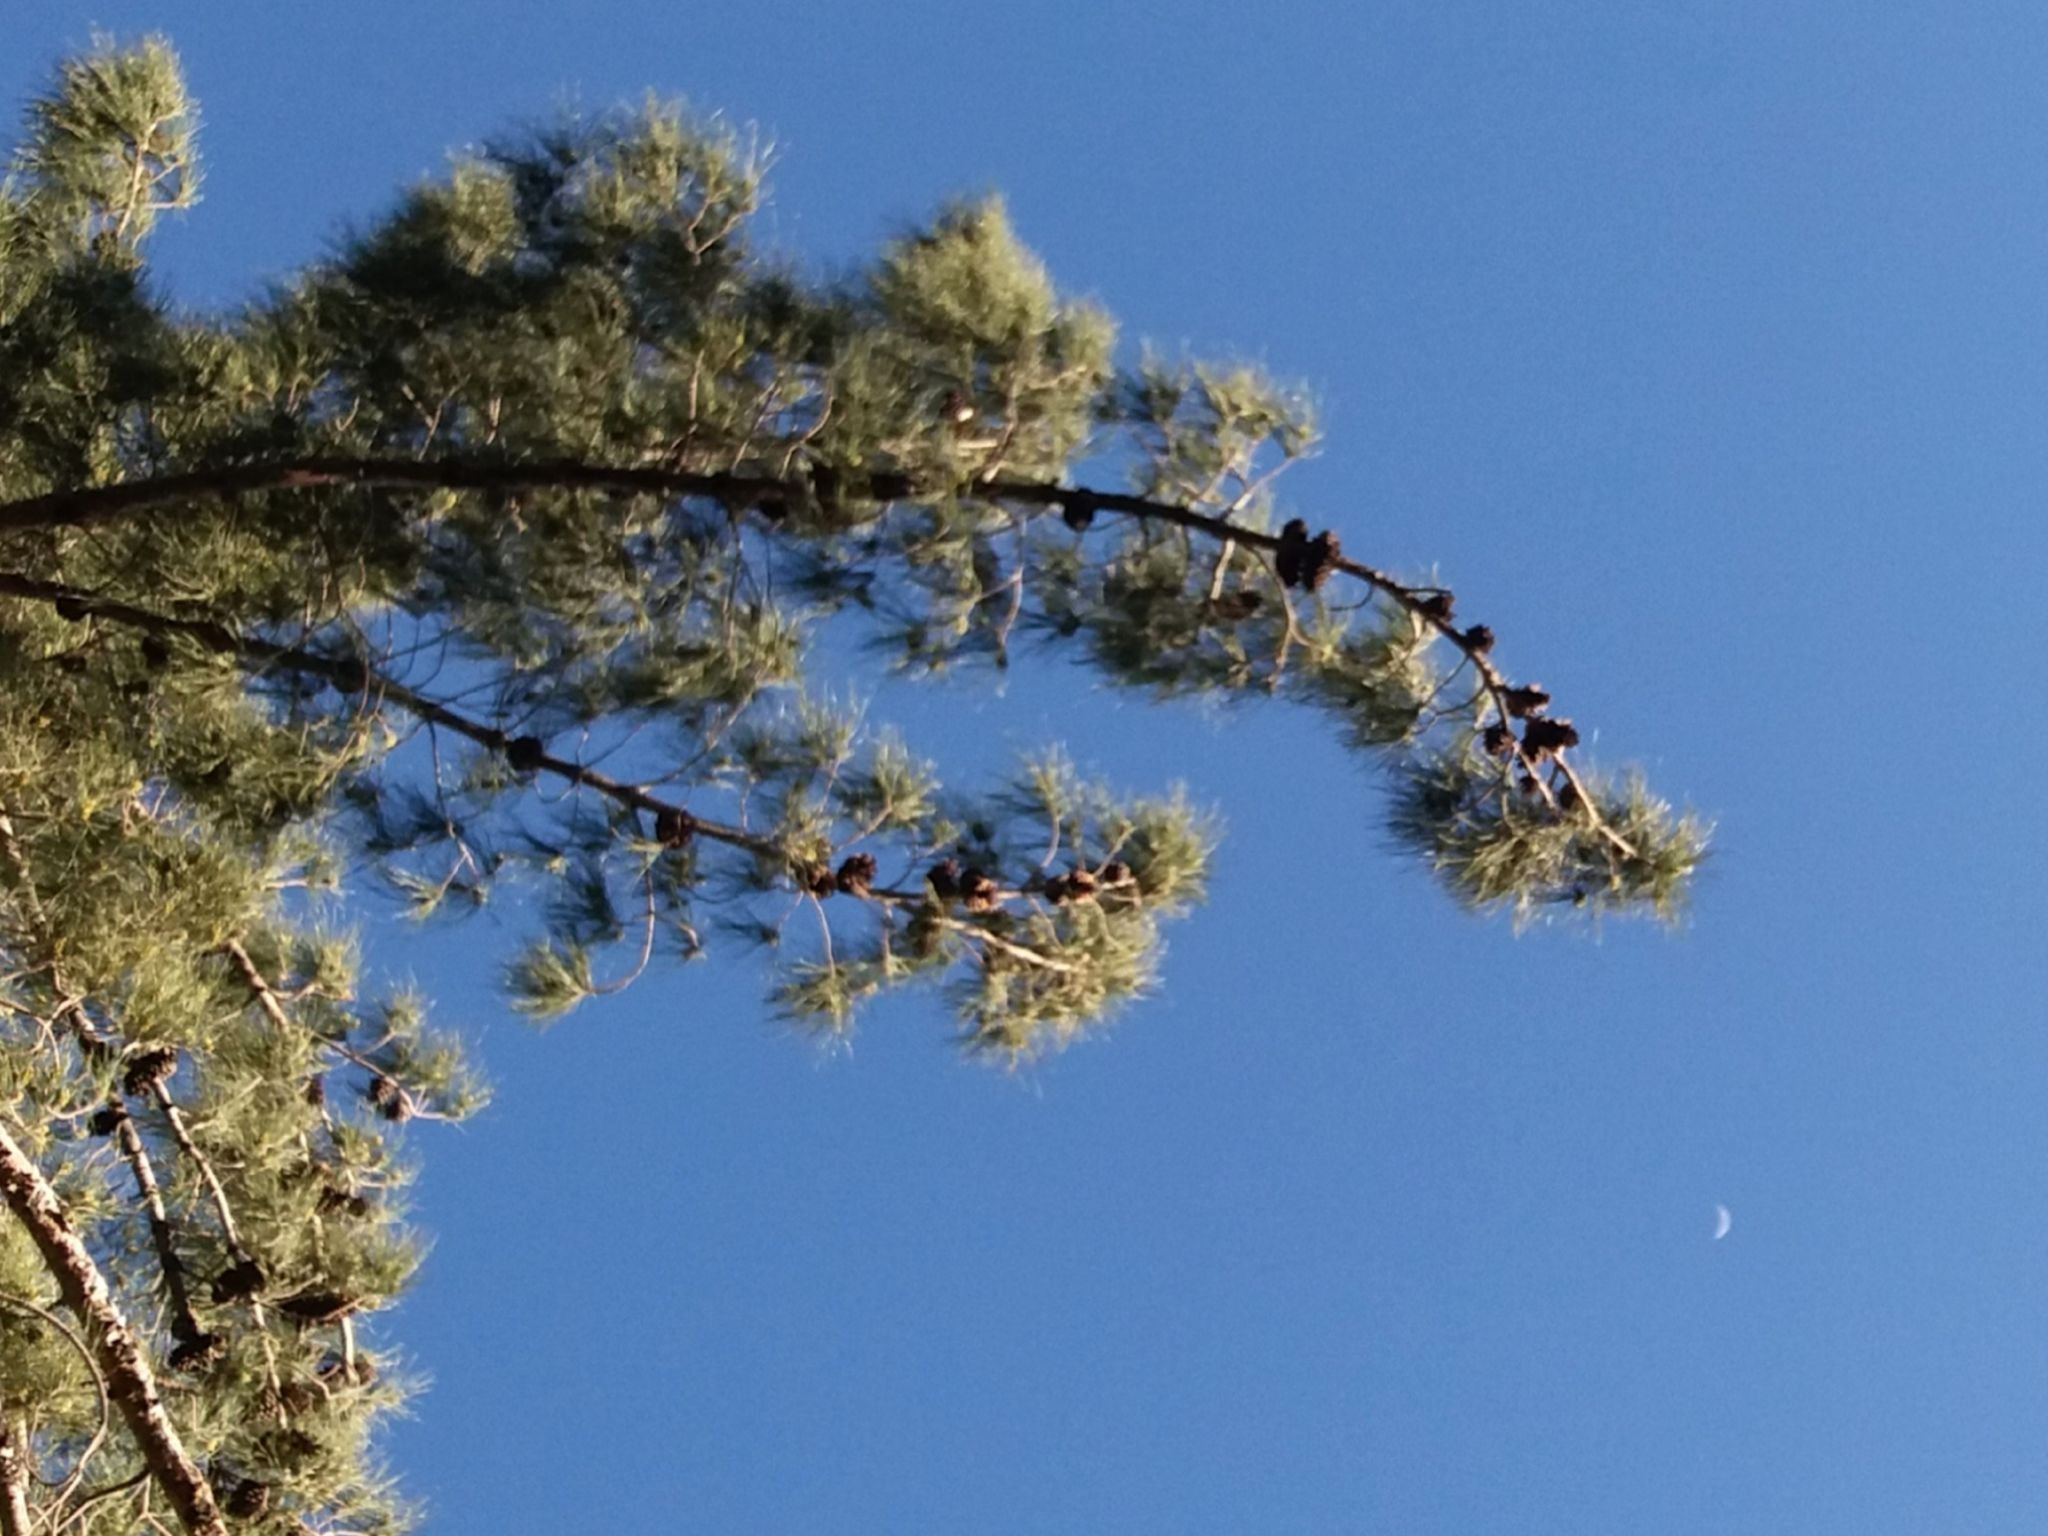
0, 451, 1630, 847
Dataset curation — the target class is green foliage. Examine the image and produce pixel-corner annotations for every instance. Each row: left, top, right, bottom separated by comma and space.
0, 37, 1700, 1535
1389, 749, 1707, 925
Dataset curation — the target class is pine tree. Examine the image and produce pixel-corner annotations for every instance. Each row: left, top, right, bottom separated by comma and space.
0, 38, 1705, 1535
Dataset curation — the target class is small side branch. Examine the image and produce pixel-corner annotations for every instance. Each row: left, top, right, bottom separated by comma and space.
110, 1115, 207, 1358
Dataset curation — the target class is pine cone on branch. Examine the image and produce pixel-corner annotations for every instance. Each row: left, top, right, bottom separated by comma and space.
926, 858, 963, 899
654, 807, 694, 849
210, 1257, 267, 1305
959, 867, 1000, 913
1520, 717, 1581, 759
834, 853, 877, 896
120, 1045, 179, 1096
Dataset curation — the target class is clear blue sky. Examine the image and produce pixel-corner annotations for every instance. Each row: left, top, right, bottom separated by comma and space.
11, 4, 2048, 1531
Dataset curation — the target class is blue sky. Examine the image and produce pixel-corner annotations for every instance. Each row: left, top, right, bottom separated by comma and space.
10, 3, 2048, 1531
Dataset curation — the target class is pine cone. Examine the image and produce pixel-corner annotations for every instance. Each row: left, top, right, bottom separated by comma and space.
834, 853, 877, 897
959, 867, 1000, 913
1461, 623, 1495, 654
1275, 519, 1311, 587
503, 735, 546, 774
53, 594, 90, 623
223, 1479, 271, 1519
1062, 496, 1097, 532
1098, 859, 1133, 887
303, 1073, 327, 1107
1521, 716, 1581, 758
315, 1187, 371, 1219
368, 1075, 412, 1123
654, 807, 694, 849
210, 1257, 267, 1305
926, 858, 963, 899
1415, 591, 1455, 623
120, 1045, 178, 1096
1482, 723, 1517, 758
1304, 531, 1342, 592
1046, 867, 1099, 904
1502, 684, 1551, 718
87, 1104, 126, 1137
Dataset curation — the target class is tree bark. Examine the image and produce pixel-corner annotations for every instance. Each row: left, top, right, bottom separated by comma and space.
0, 1126, 226, 1536
0, 1414, 32, 1536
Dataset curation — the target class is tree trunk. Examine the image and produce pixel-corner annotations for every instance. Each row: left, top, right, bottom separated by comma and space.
0, 1414, 32, 1536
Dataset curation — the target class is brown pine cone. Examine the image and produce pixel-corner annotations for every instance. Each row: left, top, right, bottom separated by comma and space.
120, 1046, 178, 1096
959, 867, 1000, 912
926, 858, 963, 899
834, 853, 878, 897
1521, 717, 1581, 758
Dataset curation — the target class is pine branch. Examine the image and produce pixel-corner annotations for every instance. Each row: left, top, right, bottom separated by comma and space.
0, 456, 799, 535
0, 811, 115, 1064
141, 1075, 285, 1406
0, 1127, 228, 1536
220, 939, 433, 1127
0, 806, 221, 1362
0, 571, 1046, 919
0, 454, 1629, 851
110, 1111, 210, 1358
143, 1084, 247, 1260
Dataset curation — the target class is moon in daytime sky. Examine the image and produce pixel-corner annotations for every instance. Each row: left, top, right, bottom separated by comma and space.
1712, 1204, 1733, 1241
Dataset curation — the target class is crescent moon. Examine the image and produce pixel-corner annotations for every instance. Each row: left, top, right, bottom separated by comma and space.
1712, 1204, 1732, 1241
